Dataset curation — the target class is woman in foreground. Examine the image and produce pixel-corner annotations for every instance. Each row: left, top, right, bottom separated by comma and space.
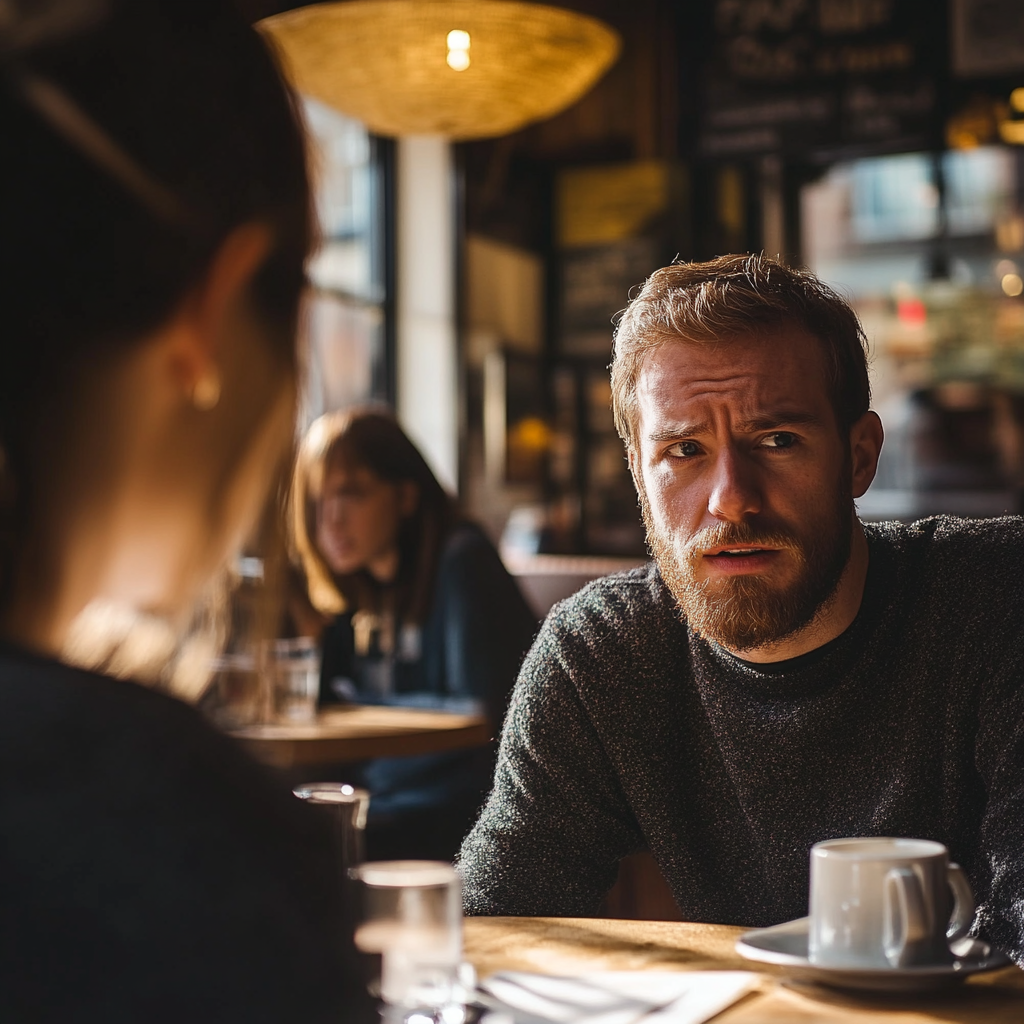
0, 1, 368, 1020
291, 409, 537, 860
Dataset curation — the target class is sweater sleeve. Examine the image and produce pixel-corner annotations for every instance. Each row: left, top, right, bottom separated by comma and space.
457, 613, 643, 917
973, 651, 1024, 966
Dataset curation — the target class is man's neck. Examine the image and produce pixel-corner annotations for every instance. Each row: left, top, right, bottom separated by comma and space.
722, 520, 870, 664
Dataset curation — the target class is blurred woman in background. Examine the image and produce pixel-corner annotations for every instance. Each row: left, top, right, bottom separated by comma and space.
291, 409, 537, 860
0, 1, 368, 1019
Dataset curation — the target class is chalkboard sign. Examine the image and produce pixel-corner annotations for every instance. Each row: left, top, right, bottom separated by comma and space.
687, 0, 947, 161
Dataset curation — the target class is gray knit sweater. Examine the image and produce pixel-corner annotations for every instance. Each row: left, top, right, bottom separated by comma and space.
458, 516, 1024, 965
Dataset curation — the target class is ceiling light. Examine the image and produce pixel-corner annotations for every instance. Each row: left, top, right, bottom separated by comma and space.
260, 0, 620, 140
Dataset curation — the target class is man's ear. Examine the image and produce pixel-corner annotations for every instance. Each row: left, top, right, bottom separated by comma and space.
849, 411, 884, 499
167, 222, 274, 396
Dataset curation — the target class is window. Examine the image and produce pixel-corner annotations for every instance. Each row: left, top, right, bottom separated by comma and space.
300, 98, 391, 426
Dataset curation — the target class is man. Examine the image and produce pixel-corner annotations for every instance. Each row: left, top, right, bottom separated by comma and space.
458, 253, 1024, 965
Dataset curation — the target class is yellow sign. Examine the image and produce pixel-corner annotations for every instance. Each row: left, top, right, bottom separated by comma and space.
557, 161, 669, 249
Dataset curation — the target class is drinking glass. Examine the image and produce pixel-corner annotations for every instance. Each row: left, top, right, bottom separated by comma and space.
269, 636, 320, 722
205, 652, 262, 728
293, 782, 369, 879
353, 861, 467, 1023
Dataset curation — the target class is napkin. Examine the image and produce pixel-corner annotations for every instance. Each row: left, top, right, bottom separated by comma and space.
479, 970, 760, 1024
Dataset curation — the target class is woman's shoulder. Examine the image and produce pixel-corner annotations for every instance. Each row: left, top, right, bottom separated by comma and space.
440, 520, 500, 560
0, 640, 310, 835
0, 642, 345, 892
436, 521, 512, 585
0, 642, 357, 1021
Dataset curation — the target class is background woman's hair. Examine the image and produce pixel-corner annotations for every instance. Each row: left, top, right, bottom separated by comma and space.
0, 0, 313, 606
292, 408, 456, 625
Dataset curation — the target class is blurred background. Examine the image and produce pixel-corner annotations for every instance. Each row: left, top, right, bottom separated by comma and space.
245, 0, 1024, 590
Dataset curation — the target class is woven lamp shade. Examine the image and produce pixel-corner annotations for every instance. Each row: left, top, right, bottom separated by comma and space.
259, 0, 621, 140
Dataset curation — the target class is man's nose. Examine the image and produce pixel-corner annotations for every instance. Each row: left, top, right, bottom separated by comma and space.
707, 447, 762, 521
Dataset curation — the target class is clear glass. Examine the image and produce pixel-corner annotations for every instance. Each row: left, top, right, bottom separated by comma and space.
269, 637, 320, 723
353, 861, 465, 1021
205, 652, 261, 729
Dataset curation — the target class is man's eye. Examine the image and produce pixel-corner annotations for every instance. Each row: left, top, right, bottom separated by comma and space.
760, 432, 797, 449
667, 441, 702, 458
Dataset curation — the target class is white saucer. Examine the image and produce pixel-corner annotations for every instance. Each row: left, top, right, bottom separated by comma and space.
735, 916, 1012, 992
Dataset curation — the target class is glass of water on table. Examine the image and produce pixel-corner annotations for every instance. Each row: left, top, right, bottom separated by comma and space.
269, 636, 320, 722
353, 861, 474, 1024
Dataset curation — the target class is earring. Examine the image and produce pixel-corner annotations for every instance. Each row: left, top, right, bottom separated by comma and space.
191, 370, 221, 411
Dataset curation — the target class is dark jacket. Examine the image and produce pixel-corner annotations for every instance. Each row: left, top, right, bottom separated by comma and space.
321, 522, 537, 814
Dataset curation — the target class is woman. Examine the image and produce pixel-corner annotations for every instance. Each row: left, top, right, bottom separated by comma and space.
291, 409, 537, 860
0, 2, 368, 1020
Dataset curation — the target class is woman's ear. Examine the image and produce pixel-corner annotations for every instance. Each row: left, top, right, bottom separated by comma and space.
398, 481, 420, 518
167, 222, 274, 398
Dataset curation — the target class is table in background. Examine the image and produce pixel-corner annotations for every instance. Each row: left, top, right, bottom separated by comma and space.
231, 705, 491, 769
464, 917, 1024, 1024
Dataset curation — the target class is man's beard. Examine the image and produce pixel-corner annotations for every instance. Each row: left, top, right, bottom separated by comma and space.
640, 482, 853, 653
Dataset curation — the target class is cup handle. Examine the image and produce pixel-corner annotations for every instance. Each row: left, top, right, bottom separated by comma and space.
884, 867, 930, 968
946, 862, 975, 943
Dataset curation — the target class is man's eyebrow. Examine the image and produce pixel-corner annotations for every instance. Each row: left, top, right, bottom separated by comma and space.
647, 422, 710, 442
736, 411, 822, 431
647, 411, 821, 442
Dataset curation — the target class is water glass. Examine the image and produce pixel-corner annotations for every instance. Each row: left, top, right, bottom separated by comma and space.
353, 861, 465, 1021
206, 652, 262, 728
270, 636, 320, 722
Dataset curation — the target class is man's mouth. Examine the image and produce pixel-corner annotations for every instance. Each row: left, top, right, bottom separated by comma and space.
700, 546, 783, 574
704, 546, 776, 557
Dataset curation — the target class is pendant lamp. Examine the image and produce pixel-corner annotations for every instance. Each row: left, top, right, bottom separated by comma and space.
259, 0, 621, 140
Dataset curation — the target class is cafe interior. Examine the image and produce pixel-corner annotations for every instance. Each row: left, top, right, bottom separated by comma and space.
245, 0, 1024, 576
189, 0, 1024, 1013
12, 0, 1024, 1019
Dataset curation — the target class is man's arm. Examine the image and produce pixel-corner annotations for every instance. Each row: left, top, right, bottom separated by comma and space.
457, 614, 643, 916
974, 654, 1024, 966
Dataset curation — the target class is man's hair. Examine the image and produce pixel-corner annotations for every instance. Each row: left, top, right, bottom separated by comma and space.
611, 253, 870, 449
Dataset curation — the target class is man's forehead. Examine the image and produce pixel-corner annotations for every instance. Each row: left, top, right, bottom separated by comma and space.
634, 328, 833, 427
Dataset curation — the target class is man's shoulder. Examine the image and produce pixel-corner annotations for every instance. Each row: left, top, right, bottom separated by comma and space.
513, 562, 688, 721
866, 514, 1024, 564
865, 514, 1024, 604
544, 561, 678, 644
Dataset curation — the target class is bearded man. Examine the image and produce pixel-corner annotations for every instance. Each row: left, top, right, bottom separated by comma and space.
457, 253, 1024, 967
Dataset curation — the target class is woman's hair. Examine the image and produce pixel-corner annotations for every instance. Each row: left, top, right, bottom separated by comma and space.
0, 0, 313, 603
291, 408, 456, 624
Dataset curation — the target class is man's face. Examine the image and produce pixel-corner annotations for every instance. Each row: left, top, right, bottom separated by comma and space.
631, 326, 855, 651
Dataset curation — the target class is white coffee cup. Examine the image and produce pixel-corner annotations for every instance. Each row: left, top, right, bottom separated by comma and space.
807, 837, 975, 969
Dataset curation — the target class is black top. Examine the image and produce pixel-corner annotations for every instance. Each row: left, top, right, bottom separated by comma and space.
0, 641, 372, 1023
320, 523, 538, 814
458, 516, 1024, 966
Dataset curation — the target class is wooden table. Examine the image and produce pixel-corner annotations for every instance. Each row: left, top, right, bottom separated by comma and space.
464, 917, 1024, 1024
231, 705, 491, 769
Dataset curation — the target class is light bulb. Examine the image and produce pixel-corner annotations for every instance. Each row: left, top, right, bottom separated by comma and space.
1002, 273, 1023, 297
446, 49, 470, 71
447, 29, 470, 50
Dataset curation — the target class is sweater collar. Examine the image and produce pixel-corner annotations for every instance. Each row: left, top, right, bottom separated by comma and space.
684, 526, 898, 697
